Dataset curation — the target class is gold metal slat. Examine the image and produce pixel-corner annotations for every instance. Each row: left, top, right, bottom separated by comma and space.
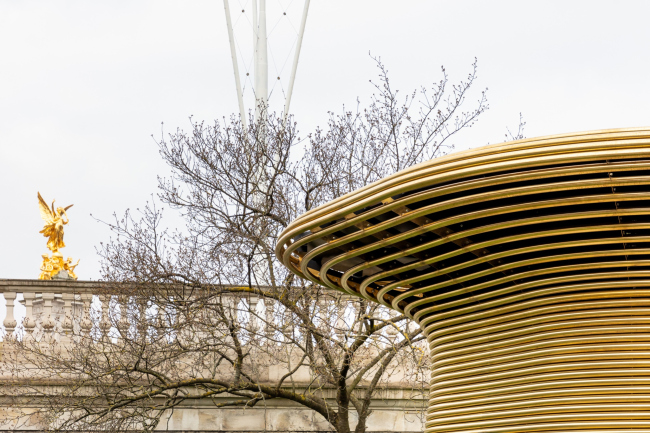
280, 152, 650, 270
278, 137, 650, 247
306, 181, 650, 293
418, 276, 650, 328
275, 130, 650, 432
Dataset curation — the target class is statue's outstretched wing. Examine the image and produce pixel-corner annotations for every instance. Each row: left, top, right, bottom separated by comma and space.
38, 192, 54, 225
64, 204, 74, 211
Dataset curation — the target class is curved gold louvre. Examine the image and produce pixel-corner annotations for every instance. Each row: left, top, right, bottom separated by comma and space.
276, 128, 650, 432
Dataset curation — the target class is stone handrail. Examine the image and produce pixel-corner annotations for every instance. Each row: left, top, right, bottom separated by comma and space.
0, 279, 426, 432
1, 279, 99, 343
0, 279, 408, 351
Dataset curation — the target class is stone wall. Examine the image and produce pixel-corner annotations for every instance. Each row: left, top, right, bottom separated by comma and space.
0, 395, 425, 432
0, 279, 425, 432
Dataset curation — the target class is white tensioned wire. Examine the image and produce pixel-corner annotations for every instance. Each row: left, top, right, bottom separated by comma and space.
233, 1, 256, 107
267, 1, 300, 104
230, 0, 301, 114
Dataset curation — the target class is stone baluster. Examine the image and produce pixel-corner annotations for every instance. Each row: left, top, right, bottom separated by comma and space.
3, 292, 17, 339
351, 300, 363, 339
334, 299, 346, 341
60, 292, 75, 343
99, 295, 111, 342
264, 298, 275, 342
223, 294, 236, 325
19, 291, 37, 336
115, 296, 128, 341
51, 294, 65, 343
41, 292, 56, 341
137, 298, 148, 340
71, 294, 83, 336
386, 309, 399, 347
283, 304, 295, 342
156, 302, 167, 341
221, 295, 238, 345
248, 295, 259, 333
31, 294, 44, 341
316, 299, 329, 331
79, 293, 94, 340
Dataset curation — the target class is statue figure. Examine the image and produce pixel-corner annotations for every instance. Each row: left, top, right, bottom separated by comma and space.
38, 192, 73, 253
37, 192, 79, 280
38, 254, 54, 280
64, 257, 80, 280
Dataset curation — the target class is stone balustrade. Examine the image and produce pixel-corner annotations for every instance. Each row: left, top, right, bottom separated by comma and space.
0, 279, 425, 432
1, 279, 97, 344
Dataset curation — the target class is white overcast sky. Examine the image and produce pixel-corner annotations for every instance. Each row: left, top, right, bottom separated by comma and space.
1, 0, 649, 281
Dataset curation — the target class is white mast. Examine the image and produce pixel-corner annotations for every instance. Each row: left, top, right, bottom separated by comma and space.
223, 0, 247, 130
252, 0, 258, 114
223, 0, 309, 126
254, 0, 268, 124
283, 0, 310, 126
221, 1, 310, 287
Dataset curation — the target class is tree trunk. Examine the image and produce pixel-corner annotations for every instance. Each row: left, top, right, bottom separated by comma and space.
336, 411, 351, 433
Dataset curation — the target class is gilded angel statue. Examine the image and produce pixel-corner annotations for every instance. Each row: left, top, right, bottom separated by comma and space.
38, 192, 73, 253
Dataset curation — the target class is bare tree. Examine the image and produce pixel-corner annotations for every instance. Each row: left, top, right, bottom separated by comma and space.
505, 112, 527, 141
1, 58, 487, 433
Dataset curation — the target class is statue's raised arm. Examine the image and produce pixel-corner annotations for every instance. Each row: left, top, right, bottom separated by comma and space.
37, 192, 73, 253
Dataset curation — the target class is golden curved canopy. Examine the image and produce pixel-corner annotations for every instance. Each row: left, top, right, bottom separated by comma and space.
277, 128, 650, 432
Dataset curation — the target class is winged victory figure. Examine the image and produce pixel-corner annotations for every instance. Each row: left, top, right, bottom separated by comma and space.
38, 192, 73, 253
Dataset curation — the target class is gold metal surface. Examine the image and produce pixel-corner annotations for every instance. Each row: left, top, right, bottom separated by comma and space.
37, 192, 79, 280
276, 128, 650, 431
